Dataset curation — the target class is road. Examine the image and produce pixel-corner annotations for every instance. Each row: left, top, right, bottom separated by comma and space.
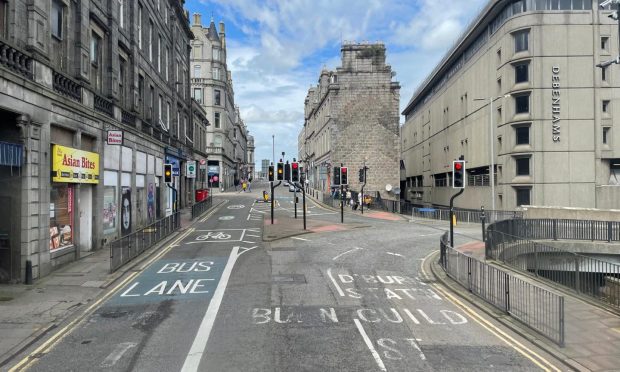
10, 182, 562, 371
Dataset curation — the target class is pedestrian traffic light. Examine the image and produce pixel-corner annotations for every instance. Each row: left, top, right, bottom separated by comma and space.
284, 162, 291, 182
291, 162, 299, 182
452, 160, 465, 189
277, 161, 284, 181
340, 167, 348, 185
358, 168, 365, 183
164, 164, 172, 183
268, 165, 274, 182
333, 166, 341, 186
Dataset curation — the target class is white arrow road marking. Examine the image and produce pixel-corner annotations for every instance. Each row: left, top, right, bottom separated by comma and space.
332, 247, 363, 261
100, 342, 137, 367
386, 252, 405, 258
181, 246, 240, 372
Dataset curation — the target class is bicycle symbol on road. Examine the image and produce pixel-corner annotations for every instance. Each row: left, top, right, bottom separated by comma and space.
196, 231, 232, 241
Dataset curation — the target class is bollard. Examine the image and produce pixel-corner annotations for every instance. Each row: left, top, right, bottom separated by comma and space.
25, 260, 33, 285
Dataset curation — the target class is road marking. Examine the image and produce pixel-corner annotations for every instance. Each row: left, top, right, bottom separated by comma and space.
419, 251, 561, 372
200, 200, 227, 222
353, 318, 387, 372
241, 241, 255, 244
332, 247, 363, 261
291, 237, 309, 241
227, 205, 245, 209
181, 246, 240, 372
326, 268, 345, 297
100, 342, 137, 367
386, 252, 405, 258
219, 216, 235, 221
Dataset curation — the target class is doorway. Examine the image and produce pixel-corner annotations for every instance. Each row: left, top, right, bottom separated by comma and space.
79, 186, 92, 252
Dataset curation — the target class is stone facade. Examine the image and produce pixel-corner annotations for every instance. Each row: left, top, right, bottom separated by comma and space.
300, 42, 401, 201
401, 0, 620, 211
0, 0, 199, 283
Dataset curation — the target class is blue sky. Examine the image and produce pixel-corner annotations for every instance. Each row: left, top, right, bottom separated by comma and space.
185, 0, 489, 169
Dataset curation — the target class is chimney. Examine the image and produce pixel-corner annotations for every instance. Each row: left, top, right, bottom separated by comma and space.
219, 21, 226, 49
193, 13, 201, 26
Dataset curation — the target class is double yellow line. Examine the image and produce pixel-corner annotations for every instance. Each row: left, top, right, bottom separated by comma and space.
9, 228, 195, 372
419, 251, 561, 372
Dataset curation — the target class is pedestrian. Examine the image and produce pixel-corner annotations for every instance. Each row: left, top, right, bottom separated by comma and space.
247, 180, 252, 192
242, 180, 247, 192
346, 189, 352, 208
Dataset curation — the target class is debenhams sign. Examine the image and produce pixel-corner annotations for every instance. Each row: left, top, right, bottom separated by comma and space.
551, 66, 560, 142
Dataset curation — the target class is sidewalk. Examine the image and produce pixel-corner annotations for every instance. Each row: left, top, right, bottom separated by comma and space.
0, 204, 200, 367
430, 243, 620, 372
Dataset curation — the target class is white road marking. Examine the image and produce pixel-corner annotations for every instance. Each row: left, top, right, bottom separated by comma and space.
332, 247, 363, 261
246, 234, 261, 238
386, 252, 405, 258
241, 241, 255, 244
181, 246, 240, 372
406, 337, 427, 361
100, 342, 137, 367
353, 319, 387, 372
291, 237, 310, 242
326, 268, 345, 297
227, 205, 245, 209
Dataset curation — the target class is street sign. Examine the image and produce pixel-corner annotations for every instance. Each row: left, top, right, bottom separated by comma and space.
107, 130, 123, 145
186, 161, 197, 178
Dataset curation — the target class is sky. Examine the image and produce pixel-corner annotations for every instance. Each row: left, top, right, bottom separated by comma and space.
185, 0, 489, 170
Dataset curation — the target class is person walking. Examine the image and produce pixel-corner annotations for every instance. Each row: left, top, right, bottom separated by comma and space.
346, 189, 352, 209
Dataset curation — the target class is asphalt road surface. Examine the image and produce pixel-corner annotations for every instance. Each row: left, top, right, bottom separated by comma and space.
11, 182, 562, 371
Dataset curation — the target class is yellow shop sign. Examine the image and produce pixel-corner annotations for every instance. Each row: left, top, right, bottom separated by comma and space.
51, 144, 100, 184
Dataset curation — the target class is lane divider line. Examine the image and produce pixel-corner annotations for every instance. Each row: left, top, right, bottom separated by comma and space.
353, 318, 387, 372
326, 268, 345, 297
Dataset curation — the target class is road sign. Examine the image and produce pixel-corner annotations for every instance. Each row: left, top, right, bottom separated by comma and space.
187, 161, 197, 178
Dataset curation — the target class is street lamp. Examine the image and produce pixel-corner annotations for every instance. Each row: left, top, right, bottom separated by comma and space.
474, 94, 510, 211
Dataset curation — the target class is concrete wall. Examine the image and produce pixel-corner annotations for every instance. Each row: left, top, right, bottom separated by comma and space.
520, 205, 620, 221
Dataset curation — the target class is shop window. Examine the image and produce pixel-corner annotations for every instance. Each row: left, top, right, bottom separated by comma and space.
103, 171, 118, 234
516, 157, 530, 176
515, 126, 530, 145
50, 184, 74, 251
515, 187, 531, 206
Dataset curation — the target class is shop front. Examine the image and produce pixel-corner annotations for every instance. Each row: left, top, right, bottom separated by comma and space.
165, 154, 180, 216
207, 161, 220, 188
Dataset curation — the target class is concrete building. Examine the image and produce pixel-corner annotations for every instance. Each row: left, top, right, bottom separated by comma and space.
401, 0, 620, 210
299, 42, 401, 201
190, 14, 249, 190
0, 0, 199, 282
260, 159, 270, 179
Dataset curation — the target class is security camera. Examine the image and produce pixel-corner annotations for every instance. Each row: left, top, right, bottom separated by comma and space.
610, 11, 619, 20
600, 0, 613, 8
596, 56, 620, 68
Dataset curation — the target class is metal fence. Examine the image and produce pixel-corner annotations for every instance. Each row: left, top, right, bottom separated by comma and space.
109, 212, 180, 272
412, 206, 522, 224
487, 230, 620, 309
440, 232, 565, 346
192, 195, 213, 219
489, 218, 620, 243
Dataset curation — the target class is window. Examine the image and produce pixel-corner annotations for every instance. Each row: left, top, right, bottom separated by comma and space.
138, 75, 144, 110
603, 127, 611, 144
212, 67, 220, 80
497, 48, 501, 65
515, 93, 530, 114
149, 86, 154, 119
166, 102, 170, 130
602, 36, 610, 50
497, 78, 502, 95
157, 35, 161, 72
138, 5, 143, 49
514, 30, 529, 53
118, 0, 124, 28
603, 100, 610, 113
214, 89, 221, 105
165, 47, 169, 81
214, 135, 222, 146
516, 157, 530, 176
119, 57, 126, 106
51, 0, 63, 39
149, 20, 153, 62
214, 112, 221, 128
515, 126, 530, 145
0, 0, 8, 39
515, 188, 531, 206
90, 32, 101, 65
193, 88, 202, 103
158, 95, 163, 122
514, 62, 529, 83
602, 66, 608, 82
212, 47, 220, 61
193, 65, 201, 77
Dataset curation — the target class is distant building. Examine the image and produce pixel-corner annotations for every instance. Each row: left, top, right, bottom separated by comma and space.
261, 159, 270, 179
299, 43, 401, 201
401, 0, 620, 210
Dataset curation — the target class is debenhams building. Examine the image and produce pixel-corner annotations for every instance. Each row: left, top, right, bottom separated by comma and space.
401, 0, 620, 210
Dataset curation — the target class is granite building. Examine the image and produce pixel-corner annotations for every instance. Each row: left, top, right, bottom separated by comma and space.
401, 0, 620, 210
299, 42, 401, 201
0, 0, 198, 283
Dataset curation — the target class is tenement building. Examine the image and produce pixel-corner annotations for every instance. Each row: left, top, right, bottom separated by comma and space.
300, 42, 401, 201
190, 14, 251, 189
0, 0, 198, 283
401, 0, 620, 210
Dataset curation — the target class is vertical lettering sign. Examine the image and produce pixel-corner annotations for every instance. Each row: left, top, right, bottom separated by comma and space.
551, 66, 560, 142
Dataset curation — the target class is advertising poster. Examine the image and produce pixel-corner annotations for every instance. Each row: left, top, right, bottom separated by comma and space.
121, 187, 132, 235
103, 187, 117, 233
147, 183, 155, 221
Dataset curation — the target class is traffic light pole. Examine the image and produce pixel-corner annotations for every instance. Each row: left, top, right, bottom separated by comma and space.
449, 188, 465, 248
271, 181, 281, 224
340, 184, 344, 223
360, 164, 367, 215
302, 183, 306, 230
294, 188, 298, 219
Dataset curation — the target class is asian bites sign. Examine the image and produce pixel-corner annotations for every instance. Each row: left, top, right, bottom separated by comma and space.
51, 144, 100, 184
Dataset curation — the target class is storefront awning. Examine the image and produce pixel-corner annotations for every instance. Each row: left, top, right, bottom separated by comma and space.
0, 141, 23, 167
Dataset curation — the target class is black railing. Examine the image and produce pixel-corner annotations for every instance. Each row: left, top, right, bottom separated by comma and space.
121, 110, 136, 127
440, 232, 565, 346
94, 93, 114, 117
109, 212, 180, 272
0, 39, 33, 80
412, 206, 522, 224
191, 195, 213, 219
52, 70, 82, 102
489, 218, 620, 243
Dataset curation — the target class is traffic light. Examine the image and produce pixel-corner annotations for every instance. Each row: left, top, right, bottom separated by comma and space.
358, 168, 365, 183
164, 164, 172, 183
291, 162, 299, 182
277, 161, 284, 181
268, 165, 274, 182
333, 166, 341, 186
340, 167, 348, 185
284, 162, 291, 182
452, 160, 466, 189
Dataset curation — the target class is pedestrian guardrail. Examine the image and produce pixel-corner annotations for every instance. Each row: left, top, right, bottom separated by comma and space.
413, 206, 522, 224
487, 230, 620, 309
109, 212, 180, 272
489, 218, 620, 243
440, 232, 565, 346
191, 195, 213, 219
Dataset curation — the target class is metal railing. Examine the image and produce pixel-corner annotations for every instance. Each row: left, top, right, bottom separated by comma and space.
487, 230, 620, 309
109, 212, 180, 272
192, 195, 213, 219
440, 232, 565, 346
489, 218, 620, 243
412, 206, 522, 224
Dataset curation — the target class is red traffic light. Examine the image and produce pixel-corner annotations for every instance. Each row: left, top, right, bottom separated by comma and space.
454, 162, 463, 170
292, 163, 298, 169
341, 167, 347, 173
